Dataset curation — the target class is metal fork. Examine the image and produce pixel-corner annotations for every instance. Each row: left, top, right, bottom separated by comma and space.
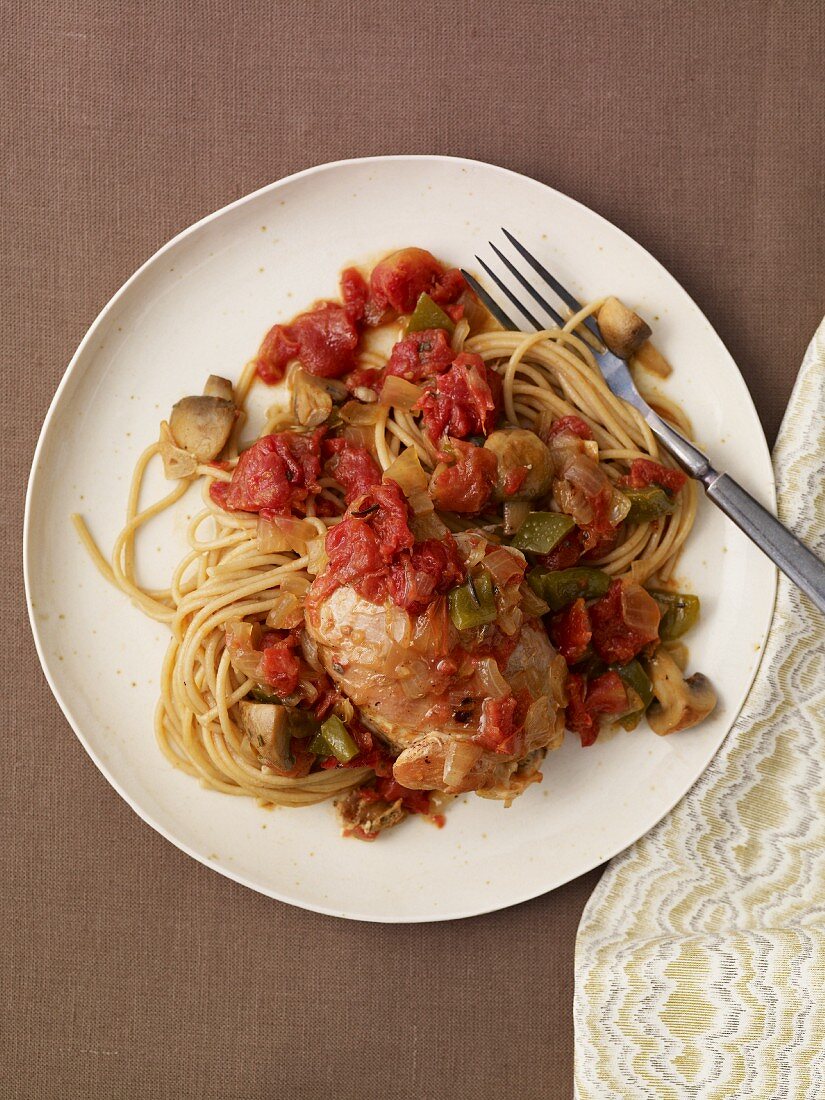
461, 230, 825, 614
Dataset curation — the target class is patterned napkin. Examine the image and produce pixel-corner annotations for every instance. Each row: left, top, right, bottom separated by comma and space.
574, 319, 825, 1099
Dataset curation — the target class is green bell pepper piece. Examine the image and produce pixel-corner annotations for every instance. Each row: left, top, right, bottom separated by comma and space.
528, 566, 611, 612
618, 709, 644, 732
406, 292, 455, 335
287, 710, 321, 739
448, 571, 497, 630
649, 589, 701, 640
511, 512, 576, 555
251, 690, 320, 737
310, 716, 359, 763
613, 658, 654, 730
624, 487, 676, 524
615, 659, 654, 709
250, 687, 282, 704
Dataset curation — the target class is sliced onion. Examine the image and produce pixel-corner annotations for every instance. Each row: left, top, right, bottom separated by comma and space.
450, 318, 471, 353
333, 696, 355, 724
524, 695, 552, 743
341, 423, 376, 450
341, 400, 381, 425
519, 582, 549, 618
620, 582, 661, 638
305, 535, 329, 577
583, 439, 599, 460
379, 376, 422, 411
256, 517, 289, 553
553, 479, 592, 525
407, 489, 434, 515
256, 515, 315, 555
503, 499, 531, 535
224, 619, 262, 680
386, 605, 412, 647
609, 487, 631, 526
265, 592, 303, 630
300, 630, 323, 672
497, 606, 523, 637
297, 678, 319, 705
411, 511, 449, 540
398, 659, 431, 700
453, 531, 488, 569
279, 573, 311, 596
411, 596, 451, 656
539, 415, 586, 469
458, 288, 492, 333
383, 445, 429, 497
483, 546, 526, 589
442, 739, 483, 788
563, 452, 607, 497
475, 657, 510, 699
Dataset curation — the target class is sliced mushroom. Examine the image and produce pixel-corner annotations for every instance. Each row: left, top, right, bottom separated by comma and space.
238, 700, 294, 770
645, 649, 717, 735
169, 395, 235, 461
483, 428, 553, 502
290, 367, 333, 427
203, 374, 234, 401
158, 420, 197, 480
597, 297, 652, 360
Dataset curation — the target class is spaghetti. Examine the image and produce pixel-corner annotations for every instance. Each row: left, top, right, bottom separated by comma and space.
74, 246, 713, 840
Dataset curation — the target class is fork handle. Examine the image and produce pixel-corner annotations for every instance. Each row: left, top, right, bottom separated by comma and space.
647, 413, 825, 613
703, 472, 825, 613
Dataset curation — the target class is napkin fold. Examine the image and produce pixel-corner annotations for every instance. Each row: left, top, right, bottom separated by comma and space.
574, 319, 825, 1099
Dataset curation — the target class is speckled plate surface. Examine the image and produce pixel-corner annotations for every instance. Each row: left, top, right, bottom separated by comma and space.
24, 156, 776, 922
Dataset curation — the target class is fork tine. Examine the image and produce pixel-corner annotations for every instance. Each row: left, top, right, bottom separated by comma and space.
501, 228, 601, 339
489, 242, 565, 328
475, 255, 544, 330
460, 269, 518, 331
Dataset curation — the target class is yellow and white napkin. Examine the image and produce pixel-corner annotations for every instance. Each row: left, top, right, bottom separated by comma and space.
574, 319, 825, 1099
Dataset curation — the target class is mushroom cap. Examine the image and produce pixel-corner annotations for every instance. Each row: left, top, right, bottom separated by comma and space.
290, 367, 333, 428
646, 648, 717, 735
238, 700, 294, 769
483, 428, 553, 502
169, 395, 235, 462
597, 296, 652, 360
203, 375, 234, 401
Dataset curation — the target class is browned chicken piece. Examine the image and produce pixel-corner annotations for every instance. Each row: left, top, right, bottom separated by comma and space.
304, 564, 566, 798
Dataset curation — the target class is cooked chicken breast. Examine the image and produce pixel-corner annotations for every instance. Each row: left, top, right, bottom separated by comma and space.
304, 585, 565, 795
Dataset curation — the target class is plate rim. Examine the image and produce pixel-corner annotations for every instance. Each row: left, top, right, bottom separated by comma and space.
23, 154, 778, 922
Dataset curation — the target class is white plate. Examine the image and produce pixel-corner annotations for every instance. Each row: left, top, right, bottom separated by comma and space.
24, 156, 776, 922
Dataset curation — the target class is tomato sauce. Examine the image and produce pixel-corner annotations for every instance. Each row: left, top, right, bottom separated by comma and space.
428, 442, 497, 513
416, 353, 501, 442
383, 328, 455, 384
589, 580, 660, 664
212, 428, 325, 515
621, 458, 687, 495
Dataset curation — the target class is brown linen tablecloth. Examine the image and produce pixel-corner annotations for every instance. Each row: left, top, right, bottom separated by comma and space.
5, 2, 824, 1097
